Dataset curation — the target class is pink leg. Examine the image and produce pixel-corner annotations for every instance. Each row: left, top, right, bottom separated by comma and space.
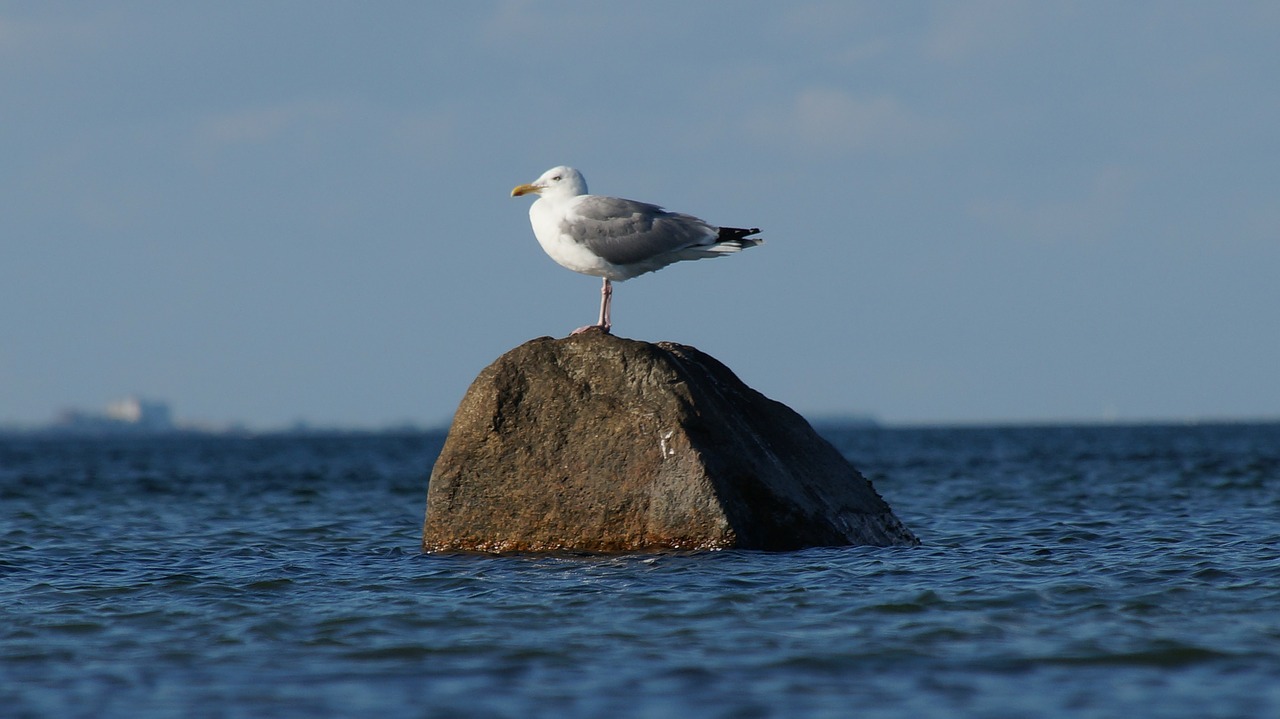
571, 278, 613, 335
600, 278, 612, 332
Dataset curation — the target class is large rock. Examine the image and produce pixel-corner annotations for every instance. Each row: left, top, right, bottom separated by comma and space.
423, 330, 918, 552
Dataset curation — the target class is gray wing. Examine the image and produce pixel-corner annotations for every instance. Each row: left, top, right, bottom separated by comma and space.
563, 195, 716, 266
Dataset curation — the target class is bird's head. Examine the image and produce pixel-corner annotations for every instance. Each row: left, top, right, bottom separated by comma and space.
511, 166, 588, 200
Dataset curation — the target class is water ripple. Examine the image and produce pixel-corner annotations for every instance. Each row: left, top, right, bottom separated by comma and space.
3, 427, 1279, 718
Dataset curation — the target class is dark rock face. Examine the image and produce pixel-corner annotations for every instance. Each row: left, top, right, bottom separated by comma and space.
423, 330, 918, 552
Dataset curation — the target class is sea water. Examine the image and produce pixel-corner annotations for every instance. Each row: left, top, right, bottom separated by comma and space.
3, 424, 1278, 718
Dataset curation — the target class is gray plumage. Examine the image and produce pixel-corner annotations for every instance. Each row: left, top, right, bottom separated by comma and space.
511, 165, 761, 333
562, 196, 726, 267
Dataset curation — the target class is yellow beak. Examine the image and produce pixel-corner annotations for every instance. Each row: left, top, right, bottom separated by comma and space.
511, 183, 542, 197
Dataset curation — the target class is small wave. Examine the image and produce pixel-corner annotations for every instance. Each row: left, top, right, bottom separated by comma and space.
1042, 644, 1236, 668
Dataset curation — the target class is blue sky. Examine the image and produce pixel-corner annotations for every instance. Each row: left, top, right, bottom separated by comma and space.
3, 1, 1278, 428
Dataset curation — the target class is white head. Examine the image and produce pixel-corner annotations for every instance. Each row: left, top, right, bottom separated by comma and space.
511, 166, 588, 200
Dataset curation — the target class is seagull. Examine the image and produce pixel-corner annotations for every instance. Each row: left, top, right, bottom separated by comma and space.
511, 166, 761, 335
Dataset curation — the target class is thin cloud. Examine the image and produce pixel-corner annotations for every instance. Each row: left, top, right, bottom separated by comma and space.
0, 12, 96, 56
923, 0, 1037, 61
746, 87, 946, 156
968, 164, 1141, 244
189, 99, 456, 159
193, 101, 345, 147
197, 105, 301, 146
483, 0, 651, 45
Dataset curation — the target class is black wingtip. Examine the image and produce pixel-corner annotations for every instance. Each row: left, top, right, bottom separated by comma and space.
718, 226, 762, 242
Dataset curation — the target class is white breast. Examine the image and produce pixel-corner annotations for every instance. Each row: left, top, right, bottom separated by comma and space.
529, 198, 615, 278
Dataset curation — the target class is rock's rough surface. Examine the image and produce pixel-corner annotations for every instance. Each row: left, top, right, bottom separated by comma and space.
423, 330, 918, 552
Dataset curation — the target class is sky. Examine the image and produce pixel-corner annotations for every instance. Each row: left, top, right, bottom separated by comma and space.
3, 1, 1278, 429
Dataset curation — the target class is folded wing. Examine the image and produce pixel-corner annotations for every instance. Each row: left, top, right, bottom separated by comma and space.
562, 196, 721, 267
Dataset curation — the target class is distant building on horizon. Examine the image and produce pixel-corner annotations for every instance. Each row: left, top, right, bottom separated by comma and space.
104, 396, 173, 429
53, 395, 176, 434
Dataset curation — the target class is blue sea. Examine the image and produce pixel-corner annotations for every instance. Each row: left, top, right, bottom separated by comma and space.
3, 423, 1279, 718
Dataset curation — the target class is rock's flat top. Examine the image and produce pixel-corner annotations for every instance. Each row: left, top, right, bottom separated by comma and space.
423, 330, 918, 552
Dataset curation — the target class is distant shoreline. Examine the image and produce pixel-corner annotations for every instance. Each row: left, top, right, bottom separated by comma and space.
4, 416, 1278, 440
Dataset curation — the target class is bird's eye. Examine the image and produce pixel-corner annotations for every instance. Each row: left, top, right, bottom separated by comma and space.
552, 175, 562, 181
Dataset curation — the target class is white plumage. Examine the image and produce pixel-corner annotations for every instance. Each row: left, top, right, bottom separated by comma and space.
511, 166, 761, 334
